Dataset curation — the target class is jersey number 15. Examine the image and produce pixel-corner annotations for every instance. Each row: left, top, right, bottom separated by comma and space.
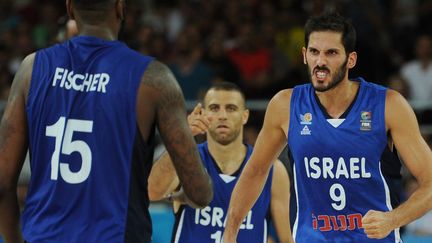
46, 116, 93, 184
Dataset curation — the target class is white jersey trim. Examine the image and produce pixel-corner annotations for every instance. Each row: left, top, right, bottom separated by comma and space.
173, 210, 186, 243
292, 163, 300, 240
378, 161, 402, 243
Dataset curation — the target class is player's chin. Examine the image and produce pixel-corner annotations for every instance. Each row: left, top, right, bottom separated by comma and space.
215, 137, 232, 145
312, 84, 329, 92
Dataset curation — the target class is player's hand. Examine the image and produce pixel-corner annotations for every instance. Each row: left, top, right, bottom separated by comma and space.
362, 210, 395, 239
187, 103, 210, 136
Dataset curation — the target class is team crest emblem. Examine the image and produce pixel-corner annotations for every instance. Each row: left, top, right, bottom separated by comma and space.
300, 113, 313, 125
360, 111, 372, 131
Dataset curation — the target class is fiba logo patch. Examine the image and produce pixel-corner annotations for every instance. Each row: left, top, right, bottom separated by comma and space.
360, 111, 372, 131
300, 112, 313, 125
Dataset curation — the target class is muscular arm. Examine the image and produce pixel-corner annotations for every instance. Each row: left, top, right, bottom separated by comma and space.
363, 90, 432, 238
223, 90, 291, 242
137, 61, 212, 208
148, 103, 209, 202
270, 160, 293, 243
148, 152, 180, 201
0, 54, 34, 242
386, 91, 432, 226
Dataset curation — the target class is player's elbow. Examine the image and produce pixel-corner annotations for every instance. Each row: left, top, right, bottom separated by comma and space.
0, 180, 16, 201
186, 179, 214, 208
148, 189, 163, 201
188, 193, 213, 208
147, 183, 167, 201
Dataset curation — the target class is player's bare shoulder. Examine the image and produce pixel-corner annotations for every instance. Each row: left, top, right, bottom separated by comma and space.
269, 89, 293, 119
16, 53, 35, 103
140, 60, 183, 102
273, 89, 293, 105
264, 88, 293, 136
137, 60, 186, 141
384, 88, 413, 131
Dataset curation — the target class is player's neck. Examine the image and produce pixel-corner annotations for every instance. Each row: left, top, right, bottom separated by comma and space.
315, 79, 359, 118
207, 137, 247, 174
78, 25, 117, 41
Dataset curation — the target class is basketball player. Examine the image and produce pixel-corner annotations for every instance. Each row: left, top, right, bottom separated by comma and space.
0, 0, 213, 242
148, 82, 293, 243
223, 12, 432, 242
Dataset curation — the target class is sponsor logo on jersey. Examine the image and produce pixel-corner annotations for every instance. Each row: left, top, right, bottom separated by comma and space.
300, 113, 313, 125
360, 111, 371, 131
312, 213, 363, 232
301, 125, 311, 135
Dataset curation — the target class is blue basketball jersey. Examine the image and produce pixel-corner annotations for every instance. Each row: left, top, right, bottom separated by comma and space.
288, 78, 402, 242
172, 142, 273, 243
23, 36, 154, 242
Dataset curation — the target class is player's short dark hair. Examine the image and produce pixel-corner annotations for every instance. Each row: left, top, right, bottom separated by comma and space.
73, 0, 117, 10
304, 12, 356, 54
205, 82, 246, 107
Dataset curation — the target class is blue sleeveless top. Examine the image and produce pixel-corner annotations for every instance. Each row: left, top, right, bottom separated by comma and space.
172, 142, 273, 243
288, 78, 401, 242
23, 36, 154, 242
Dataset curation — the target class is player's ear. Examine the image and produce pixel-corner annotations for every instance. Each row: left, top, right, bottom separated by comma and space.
302, 47, 307, 64
347, 51, 357, 69
116, 0, 125, 21
242, 109, 249, 125
66, 0, 75, 20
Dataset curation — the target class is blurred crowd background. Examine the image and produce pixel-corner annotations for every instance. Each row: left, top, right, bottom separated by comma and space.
0, 0, 431, 242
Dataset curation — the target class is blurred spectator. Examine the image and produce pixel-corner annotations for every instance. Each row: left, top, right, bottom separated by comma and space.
387, 73, 411, 99
203, 27, 240, 84
342, 0, 399, 83
400, 34, 432, 102
400, 34, 432, 123
32, 3, 61, 48
418, 0, 432, 34
57, 19, 78, 42
169, 26, 214, 100
142, 0, 184, 42
135, 24, 156, 54
260, 20, 292, 94
227, 21, 272, 98
389, 0, 420, 60
274, 10, 308, 86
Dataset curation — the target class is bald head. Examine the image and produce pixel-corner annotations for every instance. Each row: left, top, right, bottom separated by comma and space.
66, 0, 125, 40
72, 0, 117, 10
203, 82, 246, 108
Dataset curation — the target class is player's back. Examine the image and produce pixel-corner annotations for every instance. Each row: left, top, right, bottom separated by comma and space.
23, 36, 154, 242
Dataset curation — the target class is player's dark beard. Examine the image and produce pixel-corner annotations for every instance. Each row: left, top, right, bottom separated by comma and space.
308, 57, 348, 92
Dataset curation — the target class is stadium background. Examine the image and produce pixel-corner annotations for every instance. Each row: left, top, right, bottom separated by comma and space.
0, 0, 431, 242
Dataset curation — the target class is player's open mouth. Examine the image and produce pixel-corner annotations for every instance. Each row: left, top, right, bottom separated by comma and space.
315, 70, 329, 80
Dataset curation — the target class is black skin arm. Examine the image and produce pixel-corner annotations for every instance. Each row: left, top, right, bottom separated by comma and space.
0, 53, 33, 243
136, 60, 213, 207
